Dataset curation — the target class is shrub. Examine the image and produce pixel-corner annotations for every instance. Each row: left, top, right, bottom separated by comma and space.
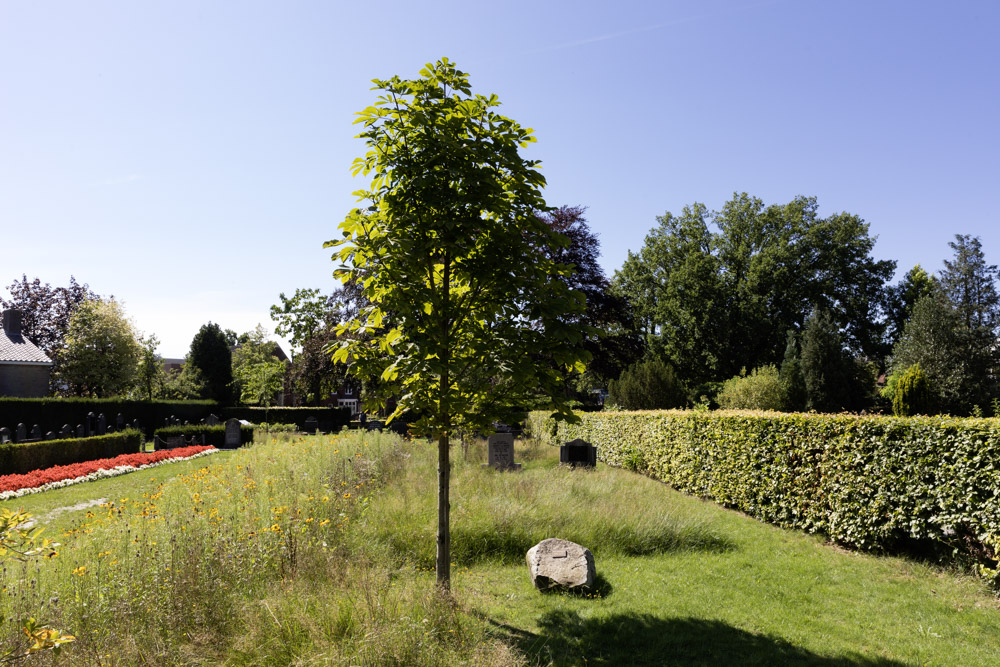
526, 409, 1000, 583
607, 358, 685, 410
716, 365, 784, 411
220, 407, 350, 432
893, 363, 934, 416
0, 430, 143, 476
154, 424, 253, 448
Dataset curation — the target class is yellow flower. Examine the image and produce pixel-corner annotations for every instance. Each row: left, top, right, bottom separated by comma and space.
73, 566, 87, 576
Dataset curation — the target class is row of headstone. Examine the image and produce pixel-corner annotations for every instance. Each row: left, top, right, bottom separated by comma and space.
481, 435, 597, 472
0, 411, 137, 444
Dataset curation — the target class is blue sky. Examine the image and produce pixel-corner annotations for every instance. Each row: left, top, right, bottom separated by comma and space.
2, 0, 997, 357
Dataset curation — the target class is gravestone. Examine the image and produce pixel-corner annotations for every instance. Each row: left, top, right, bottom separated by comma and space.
97, 413, 107, 435
159, 435, 186, 450
559, 438, 597, 468
526, 538, 596, 591
45, 431, 56, 441
30, 424, 41, 440
224, 419, 242, 448
17, 423, 27, 442
304, 416, 318, 435
131, 419, 141, 431
205, 413, 219, 426
116, 413, 125, 431
484, 433, 521, 471
86, 412, 96, 437
76, 424, 85, 438
60, 424, 72, 439
0, 427, 10, 443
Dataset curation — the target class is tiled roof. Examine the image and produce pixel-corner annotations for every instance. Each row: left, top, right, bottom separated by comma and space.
0, 330, 53, 364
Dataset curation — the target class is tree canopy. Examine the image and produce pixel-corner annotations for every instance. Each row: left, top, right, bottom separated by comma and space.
59, 300, 142, 397
188, 322, 234, 405
328, 59, 589, 589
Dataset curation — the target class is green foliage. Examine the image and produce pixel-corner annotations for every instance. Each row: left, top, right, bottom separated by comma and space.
885, 264, 937, 347
799, 308, 873, 412
270, 288, 329, 352
220, 406, 351, 432
716, 365, 784, 411
59, 300, 143, 397
940, 234, 1000, 332
607, 358, 686, 410
528, 409, 1000, 583
0, 429, 142, 475
778, 330, 807, 411
188, 322, 234, 404
892, 363, 933, 416
231, 325, 286, 409
154, 424, 252, 447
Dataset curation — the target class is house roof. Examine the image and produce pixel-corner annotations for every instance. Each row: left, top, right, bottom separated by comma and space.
0, 329, 53, 365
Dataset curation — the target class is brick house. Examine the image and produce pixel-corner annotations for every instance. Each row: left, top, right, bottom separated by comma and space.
0, 309, 53, 397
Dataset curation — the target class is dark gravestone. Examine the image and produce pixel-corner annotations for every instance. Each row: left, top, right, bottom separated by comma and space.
60, 424, 72, 439
16, 423, 27, 442
116, 413, 125, 431
76, 424, 85, 438
0, 427, 10, 443
86, 412, 96, 437
304, 416, 318, 435
224, 419, 242, 448
45, 431, 56, 440
205, 413, 219, 426
559, 438, 597, 468
485, 433, 521, 471
30, 424, 41, 440
131, 419, 141, 433
97, 413, 107, 435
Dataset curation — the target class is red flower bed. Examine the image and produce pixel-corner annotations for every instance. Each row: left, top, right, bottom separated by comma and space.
0, 446, 216, 493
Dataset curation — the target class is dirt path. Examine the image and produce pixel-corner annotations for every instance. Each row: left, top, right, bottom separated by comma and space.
21, 497, 109, 529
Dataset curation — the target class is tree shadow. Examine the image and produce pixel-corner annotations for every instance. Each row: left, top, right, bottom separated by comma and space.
491, 610, 909, 666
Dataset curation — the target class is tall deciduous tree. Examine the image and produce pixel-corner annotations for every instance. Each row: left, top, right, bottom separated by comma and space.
188, 322, 234, 405
328, 59, 589, 590
59, 300, 142, 397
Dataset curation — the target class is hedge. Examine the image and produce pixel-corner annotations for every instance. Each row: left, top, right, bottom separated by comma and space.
527, 409, 1000, 580
220, 407, 351, 433
0, 429, 143, 476
0, 398, 218, 439
154, 424, 254, 448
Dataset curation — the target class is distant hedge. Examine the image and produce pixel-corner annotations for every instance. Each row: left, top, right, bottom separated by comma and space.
0, 429, 143, 476
220, 407, 351, 433
0, 398, 218, 439
527, 409, 1000, 582
154, 424, 253, 448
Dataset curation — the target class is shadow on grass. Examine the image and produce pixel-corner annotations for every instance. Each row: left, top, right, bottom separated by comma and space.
493, 610, 907, 666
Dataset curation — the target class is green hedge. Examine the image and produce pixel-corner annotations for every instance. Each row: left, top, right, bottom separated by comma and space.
0, 398, 218, 439
0, 429, 143, 476
154, 424, 253, 448
220, 407, 351, 433
527, 409, 1000, 577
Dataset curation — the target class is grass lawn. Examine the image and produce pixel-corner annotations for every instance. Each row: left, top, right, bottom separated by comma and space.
2, 431, 998, 665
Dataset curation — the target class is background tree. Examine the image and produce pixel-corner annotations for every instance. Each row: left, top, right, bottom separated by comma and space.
134, 334, 163, 401
59, 299, 142, 397
329, 59, 589, 590
188, 322, 234, 404
231, 324, 285, 405
797, 308, 874, 412
884, 264, 937, 348
607, 358, 685, 410
940, 234, 1000, 333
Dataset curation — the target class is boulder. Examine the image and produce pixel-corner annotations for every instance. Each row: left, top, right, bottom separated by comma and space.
526, 538, 595, 591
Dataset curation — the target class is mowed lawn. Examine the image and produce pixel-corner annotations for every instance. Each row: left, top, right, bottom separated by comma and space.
2, 432, 999, 665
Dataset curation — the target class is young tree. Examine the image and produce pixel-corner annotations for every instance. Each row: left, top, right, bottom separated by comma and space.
799, 307, 873, 412
606, 358, 686, 410
59, 300, 142, 397
188, 322, 234, 404
328, 59, 589, 590
135, 334, 163, 401
231, 324, 285, 404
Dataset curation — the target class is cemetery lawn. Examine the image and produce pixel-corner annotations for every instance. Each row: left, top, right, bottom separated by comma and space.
2, 432, 998, 665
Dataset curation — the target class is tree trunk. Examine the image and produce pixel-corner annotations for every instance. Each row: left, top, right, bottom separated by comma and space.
436, 430, 450, 590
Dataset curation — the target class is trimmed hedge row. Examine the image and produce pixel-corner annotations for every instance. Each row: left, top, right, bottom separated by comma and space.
527, 409, 1000, 577
0, 429, 143, 476
154, 424, 254, 448
220, 407, 351, 433
0, 398, 218, 438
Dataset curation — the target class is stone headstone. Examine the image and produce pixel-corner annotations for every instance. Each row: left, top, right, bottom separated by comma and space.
97, 413, 107, 435
0, 427, 10, 443
30, 424, 41, 440
86, 412, 96, 437
560, 438, 597, 468
45, 431, 56, 441
60, 424, 72, 439
162, 435, 186, 450
205, 413, 219, 426
116, 413, 125, 431
76, 424, 85, 438
16, 423, 27, 442
485, 433, 521, 471
224, 418, 242, 448
131, 419, 141, 432
526, 538, 595, 591
304, 416, 318, 434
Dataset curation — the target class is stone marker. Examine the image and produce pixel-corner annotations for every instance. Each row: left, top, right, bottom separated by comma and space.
116, 413, 125, 431
0, 427, 10, 443
131, 419, 141, 432
304, 416, 318, 434
60, 424, 72, 439
45, 431, 56, 441
16, 423, 27, 442
97, 413, 107, 435
559, 438, 597, 468
224, 418, 242, 448
526, 538, 595, 591
30, 424, 41, 440
205, 413, 219, 426
76, 424, 85, 438
86, 412, 96, 437
484, 432, 521, 471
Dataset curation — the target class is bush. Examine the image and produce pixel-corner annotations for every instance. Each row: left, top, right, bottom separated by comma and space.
526, 409, 1000, 583
0, 430, 143, 476
893, 363, 934, 416
153, 424, 253, 448
607, 358, 685, 410
220, 407, 350, 433
0, 398, 218, 440
716, 366, 784, 411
